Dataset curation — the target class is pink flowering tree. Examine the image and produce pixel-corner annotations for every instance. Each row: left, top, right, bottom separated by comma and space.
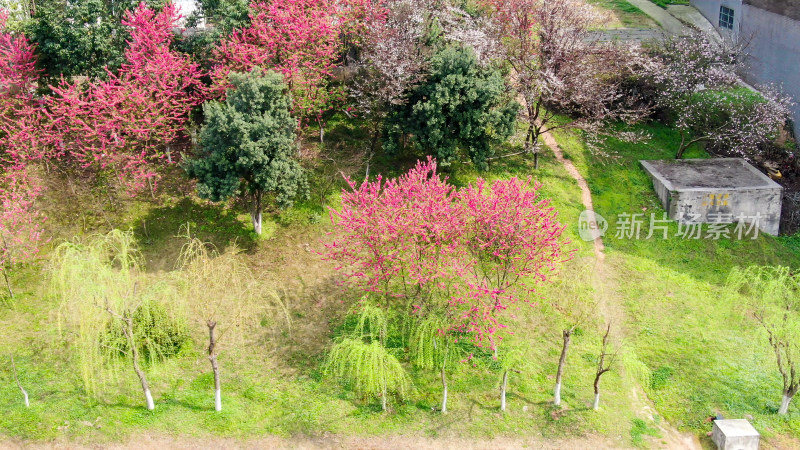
45, 2, 206, 192
328, 158, 572, 346
326, 158, 572, 409
213, 0, 376, 141
0, 168, 44, 298
0, 10, 46, 297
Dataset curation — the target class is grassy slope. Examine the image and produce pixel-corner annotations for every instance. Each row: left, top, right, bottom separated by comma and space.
0, 117, 648, 446
4, 115, 800, 446
553, 121, 800, 442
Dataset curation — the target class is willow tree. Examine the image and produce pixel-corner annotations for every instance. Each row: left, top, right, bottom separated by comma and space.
325, 302, 410, 412
409, 315, 451, 413
727, 265, 800, 415
53, 229, 179, 410
176, 232, 288, 412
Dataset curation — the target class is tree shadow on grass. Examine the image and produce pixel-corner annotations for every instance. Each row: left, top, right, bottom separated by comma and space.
133, 197, 257, 272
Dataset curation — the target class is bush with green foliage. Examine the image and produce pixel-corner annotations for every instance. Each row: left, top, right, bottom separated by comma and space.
184, 68, 308, 235
102, 302, 190, 363
384, 45, 519, 169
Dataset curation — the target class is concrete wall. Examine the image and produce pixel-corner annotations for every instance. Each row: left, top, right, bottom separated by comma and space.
691, 0, 800, 139
744, 0, 800, 21
692, 0, 743, 34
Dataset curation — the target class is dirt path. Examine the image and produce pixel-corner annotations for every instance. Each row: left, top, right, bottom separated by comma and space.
541, 130, 701, 450
1, 434, 631, 450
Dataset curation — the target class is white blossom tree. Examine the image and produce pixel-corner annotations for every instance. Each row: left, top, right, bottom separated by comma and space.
647, 31, 793, 159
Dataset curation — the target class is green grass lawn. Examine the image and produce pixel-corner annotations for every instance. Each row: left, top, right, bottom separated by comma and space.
552, 121, 800, 443
0, 118, 649, 447
588, 0, 658, 29
649, 0, 690, 9
2, 115, 800, 447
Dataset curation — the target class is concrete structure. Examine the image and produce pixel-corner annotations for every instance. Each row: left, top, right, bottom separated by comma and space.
711, 419, 760, 450
691, 0, 800, 138
640, 158, 783, 235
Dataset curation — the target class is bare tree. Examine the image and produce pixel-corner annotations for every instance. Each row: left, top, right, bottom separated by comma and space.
592, 323, 617, 410
549, 261, 595, 407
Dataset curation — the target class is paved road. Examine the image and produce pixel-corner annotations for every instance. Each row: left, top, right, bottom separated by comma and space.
587, 28, 666, 43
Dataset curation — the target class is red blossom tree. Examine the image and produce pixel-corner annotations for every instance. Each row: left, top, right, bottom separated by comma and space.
326, 158, 572, 349
0, 10, 46, 296
0, 167, 44, 297
45, 2, 206, 192
213, 0, 378, 141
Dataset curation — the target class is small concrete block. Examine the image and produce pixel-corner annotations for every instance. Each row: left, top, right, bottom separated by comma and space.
712, 419, 760, 450
640, 158, 783, 235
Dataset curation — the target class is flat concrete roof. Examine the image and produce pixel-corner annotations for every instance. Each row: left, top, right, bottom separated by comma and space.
640, 158, 781, 191
713, 419, 760, 437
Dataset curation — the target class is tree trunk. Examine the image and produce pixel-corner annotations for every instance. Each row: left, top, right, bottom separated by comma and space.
207, 320, 221, 412
11, 356, 29, 407
534, 152, 539, 170
441, 361, 448, 414
123, 315, 154, 411
381, 385, 387, 412
500, 370, 508, 411
318, 118, 325, 143
166, 145, 172, 163
779, 392, 794, 415
593, 392, 600, 410
3, 269, 12, 298
251, 191, 263, 235
554, 329, 572, 406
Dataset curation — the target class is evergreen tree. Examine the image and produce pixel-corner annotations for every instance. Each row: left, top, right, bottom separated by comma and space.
384, 45, 518, 169
184, 68, 307, 235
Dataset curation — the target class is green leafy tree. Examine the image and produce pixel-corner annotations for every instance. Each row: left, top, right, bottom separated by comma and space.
24, 0, 161, 80
184, 68, 308, 235
384, 45, 518, 169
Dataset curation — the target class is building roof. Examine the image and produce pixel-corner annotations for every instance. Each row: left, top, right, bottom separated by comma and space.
744, 0, 800, 21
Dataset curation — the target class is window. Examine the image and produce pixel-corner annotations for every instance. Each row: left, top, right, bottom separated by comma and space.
719, 5, 735, 30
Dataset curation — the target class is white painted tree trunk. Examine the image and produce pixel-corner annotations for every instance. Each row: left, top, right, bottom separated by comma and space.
592, 392, 600, 410
215, 388, 222, 412
779, 393, 793, 415
554, 382, 562, 406
145, 388, 155, 411
251, 210, 262, 235
554, 329, 572, 406
22, 389, 29, 408
441, 365, 448, 414
381, 387, 387, 412
251, 192, 263, 235
501, 370, 508, 411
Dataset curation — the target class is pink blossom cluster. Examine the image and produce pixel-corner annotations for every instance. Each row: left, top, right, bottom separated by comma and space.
326, 158, 574, 349
0, 10, 46, 274
46, 2, 206, 191
213, 0, 380, 126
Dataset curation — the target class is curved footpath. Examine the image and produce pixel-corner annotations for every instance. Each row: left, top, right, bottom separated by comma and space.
541, 130, 701, 450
